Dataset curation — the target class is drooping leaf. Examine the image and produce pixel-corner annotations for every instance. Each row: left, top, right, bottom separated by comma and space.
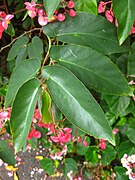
5, 58, 40, 107
128, 42, 135, 76
41, 90, 53, 123
28, 36, 43, 61
74, 0, 97, 14
0, 139, 15, 165
112, 0, 135, 45
43, 12, 130, 55
43, 0, 60, 21
42, 65, 115, 145
10, 78, 40, 153
100, 145, 116, 166
7, 36, 29, 61
50, 45, 132, 95
40, 158, 54, 176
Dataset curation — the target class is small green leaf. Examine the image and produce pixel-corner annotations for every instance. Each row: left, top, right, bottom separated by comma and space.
62, 158, 78, 176
112, 0, 135, 45
5, 58, 40, 107
41, 90, 53, 123
74, 0, 97, 14
43, 0, 60, 21
85, 146, 99, 164
0, 139, 15, 165
76, 142, 89, 155
10, 78, 40, 153
40, 158, 54, 175
50, 45, 132, 95
42, 65, 115, 145
7, 36, 29, 61
28, 36, 43, 61
100, 145, 116, 166
43, 12, 130, 55
114, 166, 128, 180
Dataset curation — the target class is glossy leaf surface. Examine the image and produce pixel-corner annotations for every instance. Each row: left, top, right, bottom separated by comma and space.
43, 0, 60, 21
5, 58, 40, 107
43, 12, 130, 55
10, 78, 40, 153
50, 45, 132, 95
42, 65, 115, 145
112, 0, 135, 45
0, 139, 15, 165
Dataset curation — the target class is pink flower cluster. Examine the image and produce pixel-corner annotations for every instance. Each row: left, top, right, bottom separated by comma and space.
0, 11, 14, 39
98, 1, 135, 35
27, 128, 41, 140
50, 127, 72, 144
121, 154, 135, 180
24, 0, 76, 26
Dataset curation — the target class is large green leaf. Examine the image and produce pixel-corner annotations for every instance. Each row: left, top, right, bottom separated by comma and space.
50, 45, 132, 95
112, 0, 135, 45
42, 65, 115, 145
28, 36, 43, 61
40, 158, 54, 176
0, 139, 15, 165
43, 12, 130, 55
43, 0, 60, 21
7, 36, 29, 61
74, 0, 97, 14
5, 58, 40, 107
10, 78, 40, 153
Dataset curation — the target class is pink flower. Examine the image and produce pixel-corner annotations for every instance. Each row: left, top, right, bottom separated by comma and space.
68, 9, 76, 17
83, 140, 88, 147
24, 2, 37, 10
98, 1, 106, 13
27, 129, 41, 140
0, 11, 6, 18
130, 26, 135, 35
24, 2, 37, 18
50, 135, 59, 143
51, 131, 71, 144
112, 128, 119, 135
77, 136, 82, 142
63, 127, 72, 133
67, 1, 75, 8
99, 139, 106, 150
38, 15, 48, 26
0, 111, 9, 119
105, 10, 113, 23
2, 14, 14, 30
34, 109, 42, 120
57, 13, 65, 22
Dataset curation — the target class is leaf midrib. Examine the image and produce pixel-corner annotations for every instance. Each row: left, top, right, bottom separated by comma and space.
59, 59, 126, 93
48, 76, 112, 140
